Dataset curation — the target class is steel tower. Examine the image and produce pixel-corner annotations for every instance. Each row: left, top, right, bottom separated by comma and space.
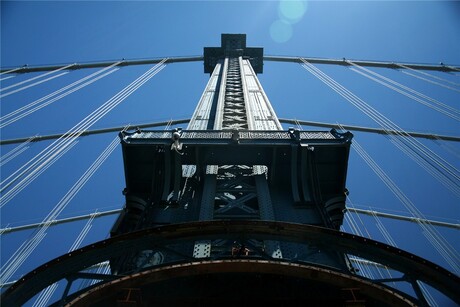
3, 34, 459, 307
110, 33, 351, 269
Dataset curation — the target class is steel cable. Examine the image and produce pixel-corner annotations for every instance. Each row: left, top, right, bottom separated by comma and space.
300, 59, 460, 197
0, 64, 75, 93
32, 213, 97, 307
348, 66, 460, 121
0, 136, 119, 284
0, 60, 166, 206
348, 61, 460, 116
0, 136, 36, 167
1, 62, 121, 127
349, 136, 460, 274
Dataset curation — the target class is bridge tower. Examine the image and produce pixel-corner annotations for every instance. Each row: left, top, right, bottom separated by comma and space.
4, 34, 458, 307
108, 33, 355, 302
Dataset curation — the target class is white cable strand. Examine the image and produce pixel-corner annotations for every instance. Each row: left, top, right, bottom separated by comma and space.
432, 136, 460, 159
32, 213, 96, 307
1, 61, 121, 126
0, 136, 36, 166
1, 62, 121, 121
0, 72, 69, 98
0, 75, 16, 82
0, 146, 29, 167
349, 67, 460, 121
0, 141, 79, 207
0, 68, 119, 128
348, 61, 460, 116
401, 70, 460, 93
349, 136, 460, 274
343, 217, 372, 278
0, 67, 22, 75
0, 136, 119, 284
397, 64, 460, 87
0, 60, 166, 206
0, 64, 75, 92
417, 280, 438, 307
300, 59, 460, 196
387, 136, 460, 197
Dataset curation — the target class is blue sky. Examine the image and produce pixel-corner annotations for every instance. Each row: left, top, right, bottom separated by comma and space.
1, 1, 459, 305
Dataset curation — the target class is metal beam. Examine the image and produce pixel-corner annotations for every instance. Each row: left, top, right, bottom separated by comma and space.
2, 118, 458, 146
0, 209, 122, 235
346, 207, 460, 230
0, 261, 110, 289
279, 118, 460, 142
0, 56, 203, 74
265, 55, 460, 72
3, 221, 458, 305
2, 205, 456, 235
3, 55, 458, 74
0, 119, 190, 145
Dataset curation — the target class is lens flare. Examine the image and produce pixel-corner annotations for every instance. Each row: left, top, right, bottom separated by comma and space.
269, 19, 293, 43
279, 0, 308, 24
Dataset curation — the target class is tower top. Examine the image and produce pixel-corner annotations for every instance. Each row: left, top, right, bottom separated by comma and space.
204, 33, 263, 73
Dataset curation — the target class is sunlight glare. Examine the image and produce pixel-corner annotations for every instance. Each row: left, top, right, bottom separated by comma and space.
279, 0, 308, 23
269, 19, 293, 43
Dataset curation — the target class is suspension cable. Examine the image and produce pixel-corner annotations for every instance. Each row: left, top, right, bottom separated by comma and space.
0, 63, 75, 95
0, 62, 121, 128
397, 63, 460, 87
299, 59, 460, 197
32, 212, 97, 307
347, 61, 460, 121
0, 75, 16, 82
0, 59, 167, 207
1, 64, 74, 92
0, 67, 23, 75
346, 207, 460, 230
0, 119, 190, 145
0, 136, 36, 167
347, 133, 459, 274
0, 135, 120, 285
1, 72, 70, 98
344, 196, 391, 281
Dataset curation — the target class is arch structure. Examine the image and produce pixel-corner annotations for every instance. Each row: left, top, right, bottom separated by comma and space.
1, 221, 459, 306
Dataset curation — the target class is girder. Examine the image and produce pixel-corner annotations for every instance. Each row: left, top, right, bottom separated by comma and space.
2, 55, 458, 74
2, 221, 459, 306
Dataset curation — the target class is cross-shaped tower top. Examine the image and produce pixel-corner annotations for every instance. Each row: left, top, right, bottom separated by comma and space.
204, 33, 264, 73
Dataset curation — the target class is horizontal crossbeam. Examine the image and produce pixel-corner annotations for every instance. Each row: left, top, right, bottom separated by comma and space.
279, 119, 460, 142
0, 119, 190, 145
0, 209, 122, 234
346, 207, 460, 230
2, 55, 458, 74
0, 57, 203, 74
3, 204, 457, 235
265, 56, 460, 72
2, 118, 458, 146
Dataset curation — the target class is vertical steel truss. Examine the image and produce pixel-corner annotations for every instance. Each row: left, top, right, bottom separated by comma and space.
221, 57, 248, 129
193, 49, 283, 257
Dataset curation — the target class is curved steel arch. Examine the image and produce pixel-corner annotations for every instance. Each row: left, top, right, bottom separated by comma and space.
67, 260, 416, 306
2, 220, 459, 306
